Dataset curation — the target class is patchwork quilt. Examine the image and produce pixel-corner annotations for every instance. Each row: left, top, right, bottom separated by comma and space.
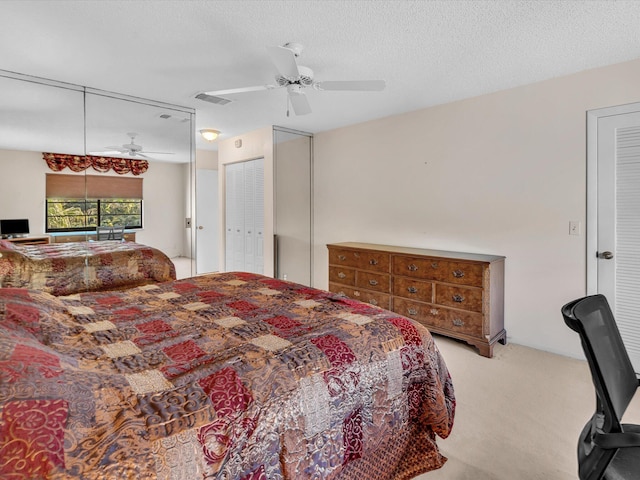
0, 240, 176, 295
0, 272, 455, 479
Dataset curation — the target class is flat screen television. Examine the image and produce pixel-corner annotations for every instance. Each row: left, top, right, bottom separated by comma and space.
0, 219, 30, 238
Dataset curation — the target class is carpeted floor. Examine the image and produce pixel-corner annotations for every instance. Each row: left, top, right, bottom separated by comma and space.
418, 335, 640, 480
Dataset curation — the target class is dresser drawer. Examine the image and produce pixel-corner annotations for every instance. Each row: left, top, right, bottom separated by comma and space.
393, 277, 433, 301
435, 284, 483, 313
393, 297, 483, 338
393, 255, 484, 287
329, 266, 356, 286
355, 271, 390, 293
330, 283, 391, 310
328, 247, 390, 273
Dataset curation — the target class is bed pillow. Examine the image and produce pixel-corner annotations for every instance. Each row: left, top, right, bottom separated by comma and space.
0, 288, 73, 345
0, 240, 17, 251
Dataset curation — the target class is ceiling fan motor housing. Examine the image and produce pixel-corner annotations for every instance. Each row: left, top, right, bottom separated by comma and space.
276, 65, 314, 86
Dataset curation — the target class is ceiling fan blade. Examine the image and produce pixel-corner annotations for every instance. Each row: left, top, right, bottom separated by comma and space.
203, 85, 278, 96
139, 151, 174, 155
288, 90, 312, 116
314, 80, 386, 91
267, 45, 300, 79
89, 150, 123, 156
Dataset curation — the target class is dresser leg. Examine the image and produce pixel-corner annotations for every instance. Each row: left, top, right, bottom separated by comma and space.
474, 342, 493, 358
471, 330, 508, 358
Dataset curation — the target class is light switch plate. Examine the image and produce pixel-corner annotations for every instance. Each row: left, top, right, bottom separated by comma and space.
569, 221, 580, 235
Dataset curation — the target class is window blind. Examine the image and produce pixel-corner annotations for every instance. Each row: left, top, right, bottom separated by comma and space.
615, 125, 640, 369
46, 174, 143, 199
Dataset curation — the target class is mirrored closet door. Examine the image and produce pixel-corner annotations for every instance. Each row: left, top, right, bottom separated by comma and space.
273, 127, 313, 286
0, 69, 195, 290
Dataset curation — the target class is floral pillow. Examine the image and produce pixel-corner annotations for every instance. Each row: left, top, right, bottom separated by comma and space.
0, 240, 17, 251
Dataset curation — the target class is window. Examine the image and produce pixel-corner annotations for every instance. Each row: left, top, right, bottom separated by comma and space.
45, 174, 143, 232
46, 198, 142, 231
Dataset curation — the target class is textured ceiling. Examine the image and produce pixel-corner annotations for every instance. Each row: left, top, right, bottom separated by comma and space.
2, 0, 640, 152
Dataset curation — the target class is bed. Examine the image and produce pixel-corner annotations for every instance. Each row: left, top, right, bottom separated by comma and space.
0, 271, 455, 479
0, 239, 176, 295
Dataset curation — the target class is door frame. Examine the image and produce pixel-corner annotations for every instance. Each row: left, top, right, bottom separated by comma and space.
586, 101, 640, 294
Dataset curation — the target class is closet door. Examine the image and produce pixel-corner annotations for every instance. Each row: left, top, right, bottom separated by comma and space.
224, 158, 264, 274
273, 128, 313, 285
243, 160, 256, 273
225, 162, 243, 271
254, 160, 265, 274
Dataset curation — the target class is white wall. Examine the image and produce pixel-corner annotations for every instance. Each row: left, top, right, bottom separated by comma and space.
0, 149, 188, 258
0, 150, 48, 228
314, 58, 640, 359
196, 148, 218, 170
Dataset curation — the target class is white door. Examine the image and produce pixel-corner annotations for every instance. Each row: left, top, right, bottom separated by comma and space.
588, 104, 640, 371
196, 168, 218, 274
225, 162, 243, 271
224, 158, 264, 274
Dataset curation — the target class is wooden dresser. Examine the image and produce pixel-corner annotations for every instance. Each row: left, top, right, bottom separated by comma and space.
4, 235, 50, 245
327, 242, 506, 357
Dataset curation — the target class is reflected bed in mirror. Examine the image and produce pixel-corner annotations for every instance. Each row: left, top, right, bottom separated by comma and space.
0, 69, 196, 283
0, 239, 176, 295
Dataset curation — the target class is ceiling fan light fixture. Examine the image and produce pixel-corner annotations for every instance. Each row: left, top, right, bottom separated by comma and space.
200, 129, 220, 142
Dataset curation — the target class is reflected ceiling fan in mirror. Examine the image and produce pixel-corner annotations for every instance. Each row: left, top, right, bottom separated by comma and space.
197, 42, 386, 116
90, 132, 174, 159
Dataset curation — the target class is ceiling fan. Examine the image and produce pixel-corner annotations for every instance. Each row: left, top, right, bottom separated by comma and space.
197, 42, 386, 116
91, 132, 174, 159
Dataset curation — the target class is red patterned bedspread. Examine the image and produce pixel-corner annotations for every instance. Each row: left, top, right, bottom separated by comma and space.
0, 272, 455, 479
0, 240, 176, 295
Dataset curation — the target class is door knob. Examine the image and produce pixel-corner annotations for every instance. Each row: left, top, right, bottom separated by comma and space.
598, 251, 614, 260
198, 226, 204, 230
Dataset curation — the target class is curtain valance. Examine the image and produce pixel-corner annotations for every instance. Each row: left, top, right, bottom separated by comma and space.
43, 153, 149, 176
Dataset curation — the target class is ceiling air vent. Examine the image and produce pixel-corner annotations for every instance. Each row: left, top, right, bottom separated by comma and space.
195, 93, 232, 105
158, 113, 190, 123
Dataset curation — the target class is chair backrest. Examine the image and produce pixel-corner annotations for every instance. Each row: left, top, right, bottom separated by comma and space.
562, 294, 639, 479
110, 225, 125, 241
96, 226, 112, 241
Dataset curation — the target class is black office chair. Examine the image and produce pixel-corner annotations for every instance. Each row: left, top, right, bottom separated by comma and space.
562, 294, 640, 480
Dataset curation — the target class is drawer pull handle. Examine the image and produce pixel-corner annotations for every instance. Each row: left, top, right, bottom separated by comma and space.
369, 299, 378, 306
408, 264, 419, 272
408, 308, 418, 315
338, 291, 346, 296
452, 270, 465, 278
354, 291, 361, 297
430, 308, 439, 315
338, 272, 346, 279
452, 318, 465, 327
431, 262, 439, 269
452, 294, 465, 303
407, 286, 418, 294
369, 259, 378, 265
369, 280, 379, 286
338, 255, 346, 261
